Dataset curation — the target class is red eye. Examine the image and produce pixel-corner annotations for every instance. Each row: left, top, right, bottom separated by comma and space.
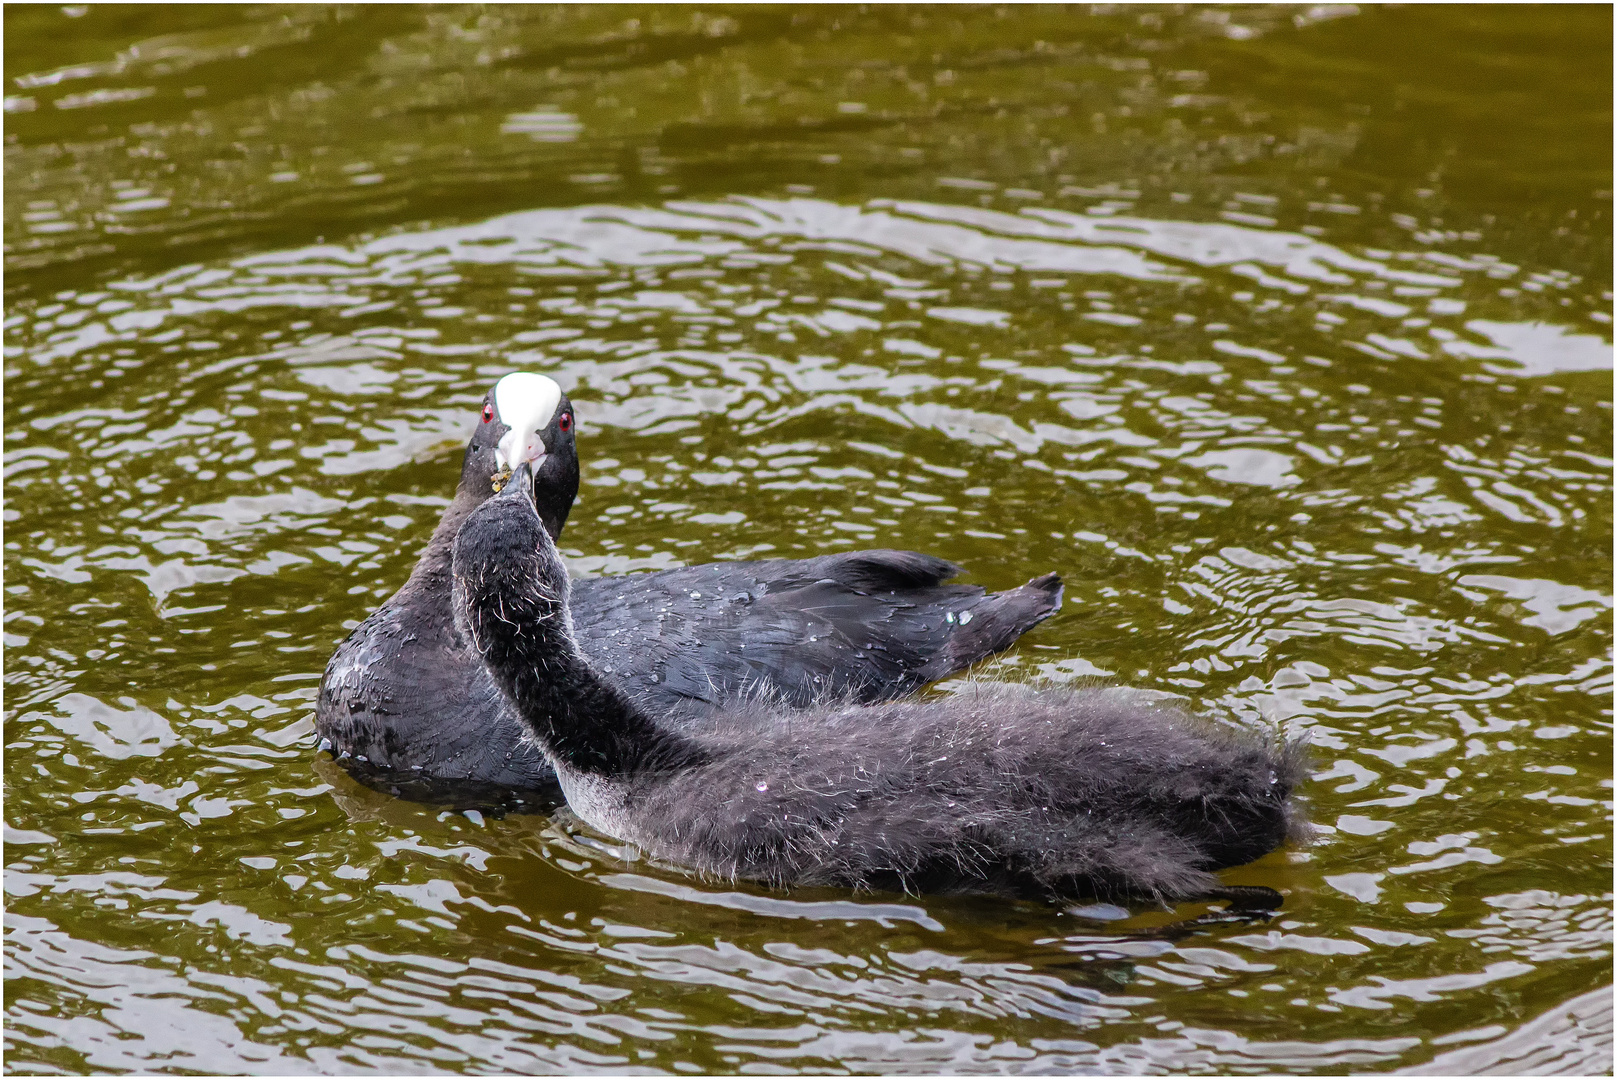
482, 404, 494, 423
558, 412, 573, 433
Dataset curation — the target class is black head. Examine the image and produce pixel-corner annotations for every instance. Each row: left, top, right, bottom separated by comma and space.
452, 460, 570, 653
457, 372, 580, 538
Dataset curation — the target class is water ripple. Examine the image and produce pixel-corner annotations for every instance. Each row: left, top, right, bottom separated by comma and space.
5, 6, 1610, 1069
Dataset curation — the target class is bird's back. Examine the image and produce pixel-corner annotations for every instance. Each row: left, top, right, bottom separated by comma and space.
570, 550, 1063, 710
317, 550, 1063, 807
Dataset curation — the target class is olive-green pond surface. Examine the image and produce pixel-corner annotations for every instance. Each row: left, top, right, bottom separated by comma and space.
4, 4, 1612, 1074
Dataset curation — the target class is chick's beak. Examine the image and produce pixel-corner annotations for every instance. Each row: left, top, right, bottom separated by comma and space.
496, 458, 536, 500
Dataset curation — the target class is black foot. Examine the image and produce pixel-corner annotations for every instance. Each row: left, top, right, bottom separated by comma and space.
1204, 885, 1285, 911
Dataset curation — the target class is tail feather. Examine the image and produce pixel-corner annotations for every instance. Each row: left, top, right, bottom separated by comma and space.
921, 572, 1064, 680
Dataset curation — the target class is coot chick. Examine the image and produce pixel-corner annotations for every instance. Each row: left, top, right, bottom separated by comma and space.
317, 373, 1064, 808
453, 459, 1310, 907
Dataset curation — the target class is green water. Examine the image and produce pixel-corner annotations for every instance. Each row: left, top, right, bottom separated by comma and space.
4, 5, 1612, 1073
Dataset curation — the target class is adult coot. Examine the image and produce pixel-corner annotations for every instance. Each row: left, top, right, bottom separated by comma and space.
454, 458, 1310, 907
317, 374, 1063, 807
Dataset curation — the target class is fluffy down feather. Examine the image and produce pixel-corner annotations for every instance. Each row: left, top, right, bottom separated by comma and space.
618, 684, 1309, 903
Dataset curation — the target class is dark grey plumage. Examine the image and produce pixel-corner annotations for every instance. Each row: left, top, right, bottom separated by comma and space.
453, 463, 1311, 907
315, 379, 1063, 808
629, 685, 1311, 903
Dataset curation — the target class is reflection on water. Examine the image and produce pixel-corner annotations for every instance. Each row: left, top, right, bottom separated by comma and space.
4, 3, 1611, 1075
